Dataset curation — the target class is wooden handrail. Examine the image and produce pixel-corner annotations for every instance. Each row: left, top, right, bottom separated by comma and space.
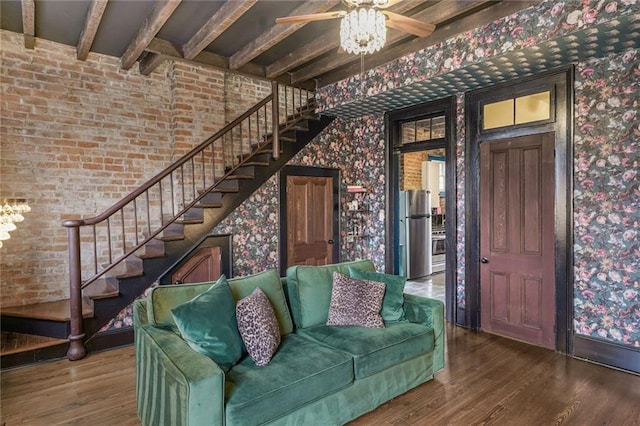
62, 95, 274, 228
64, 83, 315, 360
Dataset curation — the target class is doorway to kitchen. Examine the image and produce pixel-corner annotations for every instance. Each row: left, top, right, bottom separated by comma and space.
386, 96, 456, 323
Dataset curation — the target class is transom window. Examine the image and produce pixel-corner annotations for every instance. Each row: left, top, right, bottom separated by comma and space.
482, 90, 552, 130
400, 114, 445, 145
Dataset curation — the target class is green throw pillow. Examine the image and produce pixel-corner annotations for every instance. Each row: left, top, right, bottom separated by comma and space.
171, 276, 244, 372
348, 267, 407, 323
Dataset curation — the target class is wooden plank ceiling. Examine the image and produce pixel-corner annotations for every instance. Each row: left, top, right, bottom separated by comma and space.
1, 0, 539, 89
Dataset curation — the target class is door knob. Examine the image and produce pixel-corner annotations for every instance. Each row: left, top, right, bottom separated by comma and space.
328, 239, 334, 244
480, 257, 489, 264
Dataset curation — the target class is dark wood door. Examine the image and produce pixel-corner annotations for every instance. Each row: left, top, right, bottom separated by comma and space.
480, 132, 555, 349
286, 175, 334, 267
171, 246, 221, 284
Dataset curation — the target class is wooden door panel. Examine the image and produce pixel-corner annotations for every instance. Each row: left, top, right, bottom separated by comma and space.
291, 181, 308, 245
287, 175, 334, 267
489, 271, 509, 322
172, 246, 221, 284
522, 276, 542, 328
522, 147, 542, 254
312, 179, 329, 242
480, 133, 555, 349
490, 150, 509, 252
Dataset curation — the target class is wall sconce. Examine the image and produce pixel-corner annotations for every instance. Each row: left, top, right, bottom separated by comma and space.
0, 199, 31, 248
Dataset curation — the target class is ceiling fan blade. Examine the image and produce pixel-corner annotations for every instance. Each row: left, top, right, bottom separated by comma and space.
382, 11, 436, 37
275, 11, 346, 24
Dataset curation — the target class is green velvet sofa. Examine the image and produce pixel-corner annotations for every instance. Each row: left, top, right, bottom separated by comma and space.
134, 259, 445, 426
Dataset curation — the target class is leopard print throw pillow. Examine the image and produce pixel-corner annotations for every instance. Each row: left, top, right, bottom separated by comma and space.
326, 272, 385, 328
236, 287, 281, 366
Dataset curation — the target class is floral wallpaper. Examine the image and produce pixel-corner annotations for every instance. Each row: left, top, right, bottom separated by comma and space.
213, 178, 281, 277
213, 114, 387, 275
291, 115, 387, 270
573, 48, 639, 347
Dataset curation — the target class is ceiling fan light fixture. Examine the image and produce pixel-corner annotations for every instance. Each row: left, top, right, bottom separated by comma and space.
340, 8, 386, 55
345, 0, 391, 7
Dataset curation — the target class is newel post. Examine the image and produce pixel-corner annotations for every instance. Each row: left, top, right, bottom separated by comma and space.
271, 81, 280, 160
64, 221, 86, 361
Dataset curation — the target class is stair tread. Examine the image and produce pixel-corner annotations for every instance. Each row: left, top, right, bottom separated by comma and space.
158, 234, 185, 242
0, 331, 68, 356
137, 251, 165, 259
212, 187, 238, 193
196, 202, 223, 208
84, 277, 119, 300
1, 299, 93, 321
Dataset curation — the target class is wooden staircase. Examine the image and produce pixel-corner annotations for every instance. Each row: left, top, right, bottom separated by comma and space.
1, 84, 334, 368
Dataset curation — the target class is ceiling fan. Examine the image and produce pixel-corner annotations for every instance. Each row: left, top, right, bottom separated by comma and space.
275, 0, 436, 55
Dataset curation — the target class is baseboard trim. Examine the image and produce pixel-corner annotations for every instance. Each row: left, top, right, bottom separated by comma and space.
456, 307, 466, 326
573, 334, 640, 375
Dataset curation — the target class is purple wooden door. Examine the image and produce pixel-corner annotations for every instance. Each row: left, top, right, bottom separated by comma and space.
480, 132, 556, 349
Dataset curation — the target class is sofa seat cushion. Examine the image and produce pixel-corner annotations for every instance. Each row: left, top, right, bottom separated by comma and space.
298, 322, 434, 379
225, 333, 354, 425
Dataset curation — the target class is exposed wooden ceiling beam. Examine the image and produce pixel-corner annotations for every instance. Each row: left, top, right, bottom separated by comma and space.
265, 0, 426, 79
182, 0, 257, 60
147, 37, 229, 68
120, 0, 182, 70
317, 1, 540, 86
228, 0, 341, 70
292, 0, 492, 84
145, 38, 316, 90
139, 52, 166, 76
146, 38, 262, 79
136, 0, 257, 76
21, 0, 35, 49
77, 0, 109, 60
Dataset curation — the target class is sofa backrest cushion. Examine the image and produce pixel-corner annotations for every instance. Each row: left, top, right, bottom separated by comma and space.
227, 269, 294, 335
147, 269, 294, 335
148, 281, 213, 329
348, 267, 407, 323
286, 259, 376, 329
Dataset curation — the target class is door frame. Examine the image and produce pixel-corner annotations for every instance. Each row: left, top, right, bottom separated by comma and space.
464, 66, 574, 353
385, 96, 457, 324
279, 165, 341, 275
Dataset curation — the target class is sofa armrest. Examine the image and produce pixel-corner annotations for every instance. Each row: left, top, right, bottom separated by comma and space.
403, 294, 445, 373
134, 301, 225, 426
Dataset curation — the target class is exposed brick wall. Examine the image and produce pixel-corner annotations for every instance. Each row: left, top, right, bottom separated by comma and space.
401, 151, 426, 190
169, 63, 226, 160
224, 73, 271, 122
0, 30, 271, 307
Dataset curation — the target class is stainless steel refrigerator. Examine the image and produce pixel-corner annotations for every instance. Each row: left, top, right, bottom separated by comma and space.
399, 190, 432, 279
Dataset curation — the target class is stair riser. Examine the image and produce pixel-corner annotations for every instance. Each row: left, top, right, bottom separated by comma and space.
1, 342, 68, 370
1, 316, 69, 339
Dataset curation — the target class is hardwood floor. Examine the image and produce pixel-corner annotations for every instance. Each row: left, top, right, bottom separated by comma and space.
2, 324, 639, 425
